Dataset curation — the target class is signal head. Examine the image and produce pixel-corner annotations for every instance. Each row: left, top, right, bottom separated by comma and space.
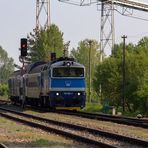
20, 38, 27, 57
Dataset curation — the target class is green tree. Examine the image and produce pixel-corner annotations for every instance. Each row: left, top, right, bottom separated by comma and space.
0, 46, 14, 84
28, 24, 64, 62
71, 39, 100, 102
93, 37, 148, 115
125, 52, 147, 113
93, 56, 122, 107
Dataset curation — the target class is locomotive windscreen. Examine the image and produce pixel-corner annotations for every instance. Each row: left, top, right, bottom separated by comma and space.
52, 67, 84, 77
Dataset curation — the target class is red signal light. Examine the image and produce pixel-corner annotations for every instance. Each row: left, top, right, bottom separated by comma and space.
20, 38, 27, 57
22, 44, 26, 48
21, 38, 27, 49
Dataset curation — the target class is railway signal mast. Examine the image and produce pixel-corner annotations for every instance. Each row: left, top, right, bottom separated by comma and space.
58, 0, 148, 62
36, 0, 51, 31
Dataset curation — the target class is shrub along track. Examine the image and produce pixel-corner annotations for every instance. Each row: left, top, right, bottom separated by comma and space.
0, 107, 148, 148
55, 110, 148, 129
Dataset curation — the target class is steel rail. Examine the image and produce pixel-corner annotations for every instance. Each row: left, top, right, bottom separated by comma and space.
0, 111, 116, 148
0, 107, 148, 147
76, 111, 148, 123
0, 99, 147, 128
0, 99, 10, 104
0, 143, 8, 148
26, 105, 148, 124
56, 110, 148, 128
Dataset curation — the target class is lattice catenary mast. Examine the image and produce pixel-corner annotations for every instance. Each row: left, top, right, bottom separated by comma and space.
58, 0, 148, 62
36, 0, 51, 31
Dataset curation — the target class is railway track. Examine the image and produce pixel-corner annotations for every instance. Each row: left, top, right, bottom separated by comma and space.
0, 99, 10, 105
55, 110, 148, 129
0, 99, 148, 129
0, 107, 147, 148
0, 143, 8, 148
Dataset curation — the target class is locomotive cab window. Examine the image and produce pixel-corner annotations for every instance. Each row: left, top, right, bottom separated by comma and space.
52, 67, 84, 77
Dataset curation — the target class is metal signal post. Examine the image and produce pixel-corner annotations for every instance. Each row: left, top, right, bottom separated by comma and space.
88, 40, 92, 103
122, 35, 127, 113
19, 38, 28, 109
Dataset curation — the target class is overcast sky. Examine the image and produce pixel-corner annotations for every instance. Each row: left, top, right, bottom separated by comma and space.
0, 0, 148, 65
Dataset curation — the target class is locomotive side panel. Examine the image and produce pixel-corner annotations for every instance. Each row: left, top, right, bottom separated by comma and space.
26, 73, 41, 98
8, 71, 21, 102
41, 70, 50, 96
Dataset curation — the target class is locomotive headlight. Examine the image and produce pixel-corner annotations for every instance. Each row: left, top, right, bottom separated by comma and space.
67, 62, 71, 66
77, 92, 81, 96
56, 92, 59, 96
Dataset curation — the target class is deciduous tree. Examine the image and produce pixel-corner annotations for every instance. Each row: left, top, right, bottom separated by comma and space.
0, 46, 14, 84
28, 24, 64, 62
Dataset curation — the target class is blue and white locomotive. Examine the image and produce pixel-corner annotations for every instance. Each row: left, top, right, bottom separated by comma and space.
8, 56, 86, 110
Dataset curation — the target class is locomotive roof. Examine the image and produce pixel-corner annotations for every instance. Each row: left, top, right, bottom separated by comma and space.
27, 61, 47, 73
50, 60, 84, 68
14, 57, 84, 74
10, 70, 21, 77
28, 63, 47, 74
51, 57, 75, 63
48, 57, 84, 68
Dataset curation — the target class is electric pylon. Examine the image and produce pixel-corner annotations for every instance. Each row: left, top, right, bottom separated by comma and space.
100, 1, 115, 62
58, 0, 148, 62
36, 0, 51, 31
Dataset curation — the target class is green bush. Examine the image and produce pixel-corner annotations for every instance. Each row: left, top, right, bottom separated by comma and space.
82, 102, 102, 113
0, 84, 8, 96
